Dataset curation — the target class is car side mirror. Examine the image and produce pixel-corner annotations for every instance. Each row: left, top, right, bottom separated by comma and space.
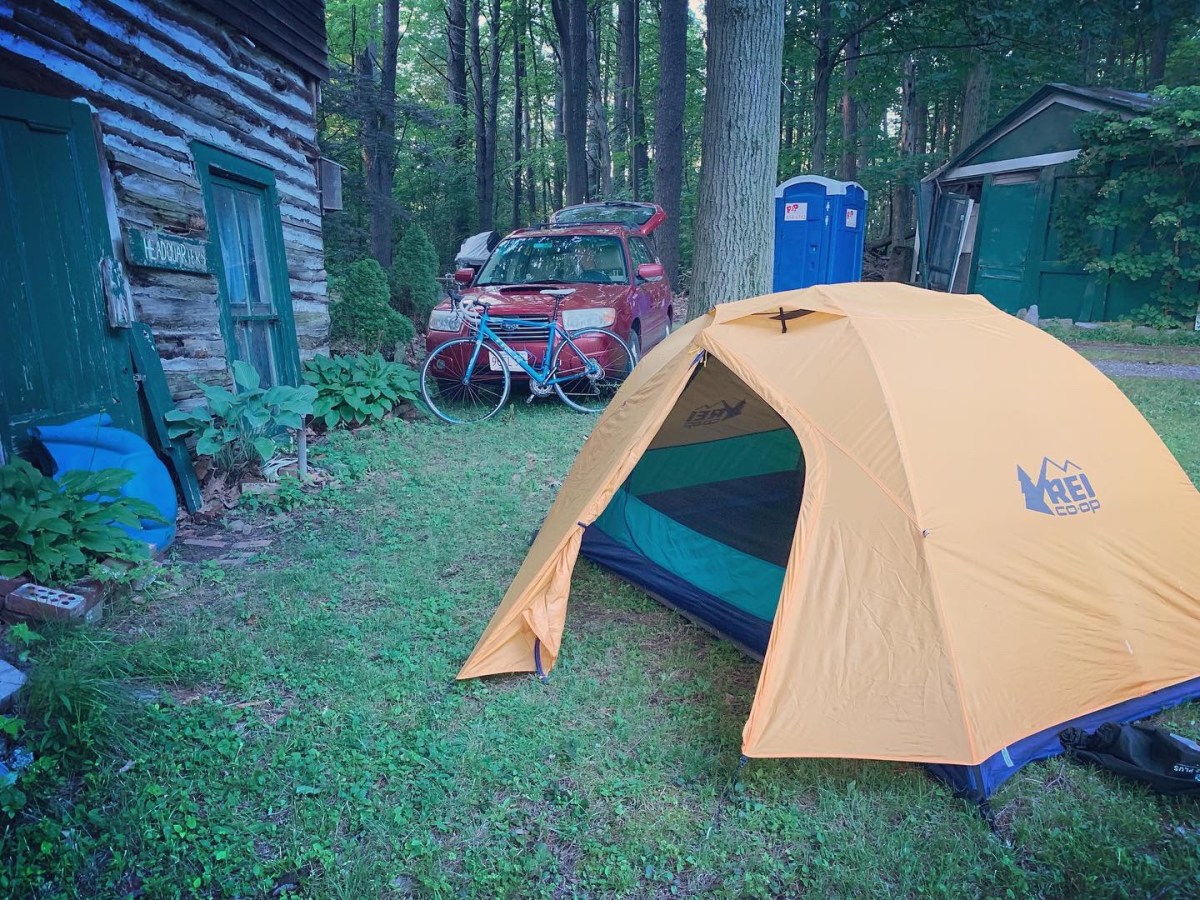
636, 263, 665, 282
453, 267, 475, 285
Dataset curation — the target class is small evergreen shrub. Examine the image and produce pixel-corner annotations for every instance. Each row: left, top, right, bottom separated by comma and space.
389, 226, 442, 328
331, 258, 415, 354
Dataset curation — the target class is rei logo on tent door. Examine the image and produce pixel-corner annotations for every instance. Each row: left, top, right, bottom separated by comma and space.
684, 399, 746, 428
1017, 458, 1101, 516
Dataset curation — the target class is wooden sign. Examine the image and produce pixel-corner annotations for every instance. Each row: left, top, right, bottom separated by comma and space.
126, 228, 210, 274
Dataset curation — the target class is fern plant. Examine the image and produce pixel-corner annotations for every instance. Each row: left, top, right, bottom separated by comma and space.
0, 460, 164, 584
164, 361, 316, 478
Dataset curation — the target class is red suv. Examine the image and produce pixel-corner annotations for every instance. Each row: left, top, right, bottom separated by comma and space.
426, 201, 673, 367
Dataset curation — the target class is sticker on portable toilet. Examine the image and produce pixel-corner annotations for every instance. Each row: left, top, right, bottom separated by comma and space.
845, 208, 858, 228
784, 202, 807, 222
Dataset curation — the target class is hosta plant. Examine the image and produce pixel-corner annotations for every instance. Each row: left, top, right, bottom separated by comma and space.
164, 361, 316, 478
303, 353, 423, 429
0, 460, 164, 584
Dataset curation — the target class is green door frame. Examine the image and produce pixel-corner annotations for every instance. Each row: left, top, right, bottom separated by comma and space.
191, 142, 301, 386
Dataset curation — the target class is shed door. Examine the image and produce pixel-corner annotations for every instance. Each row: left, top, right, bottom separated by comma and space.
971, 171, 1039, 312
0, 88, 140, 459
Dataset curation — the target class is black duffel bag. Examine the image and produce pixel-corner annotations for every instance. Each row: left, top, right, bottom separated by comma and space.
1060, 723, 1200, 796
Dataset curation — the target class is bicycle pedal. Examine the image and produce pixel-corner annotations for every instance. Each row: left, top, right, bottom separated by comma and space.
525, 393, 536, 404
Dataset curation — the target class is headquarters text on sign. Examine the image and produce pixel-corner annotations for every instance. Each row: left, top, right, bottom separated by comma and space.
126, 228, 210, 274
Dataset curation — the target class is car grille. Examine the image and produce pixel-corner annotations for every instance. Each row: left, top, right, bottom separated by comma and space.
490, 314, 551, 341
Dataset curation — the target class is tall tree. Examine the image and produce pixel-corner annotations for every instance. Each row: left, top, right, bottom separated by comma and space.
552, 0, 590, 204
891, 54, 917, 246
513, 5, 526, 228
446, 0, 468, 113
956, 55, 991, 154
587, 1, 613, 197
840, 28, 861, 181
653, 0, 687, 290
469, 0, 502, 229
613, 0, 638, 193
692, 0, 786, 312
362, 0, 401, 267
811, 0, 832, 175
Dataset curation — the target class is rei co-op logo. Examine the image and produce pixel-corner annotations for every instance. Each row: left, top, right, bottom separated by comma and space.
684, 399, 745, 428
1017, 458, 1101, 517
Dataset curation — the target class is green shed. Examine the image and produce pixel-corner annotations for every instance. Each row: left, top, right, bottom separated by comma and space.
917, 84, 1175, 322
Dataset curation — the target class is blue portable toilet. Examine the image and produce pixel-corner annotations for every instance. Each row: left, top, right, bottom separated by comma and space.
772, 175, 868, 291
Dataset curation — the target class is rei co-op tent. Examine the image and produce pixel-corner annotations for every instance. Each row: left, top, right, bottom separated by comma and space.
458, 283, 1200, 799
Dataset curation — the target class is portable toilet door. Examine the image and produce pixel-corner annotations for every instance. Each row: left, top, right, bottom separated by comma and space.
825, 181, 868, 283
772, 176, 867, 290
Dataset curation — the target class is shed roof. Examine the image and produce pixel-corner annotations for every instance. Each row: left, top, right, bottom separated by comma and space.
924, 83, 1157, 184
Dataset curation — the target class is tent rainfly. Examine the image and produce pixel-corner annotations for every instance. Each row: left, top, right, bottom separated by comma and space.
458, 283, 1200, 799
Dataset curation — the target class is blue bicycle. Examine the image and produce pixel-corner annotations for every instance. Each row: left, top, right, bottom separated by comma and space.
420, 289, 635, 424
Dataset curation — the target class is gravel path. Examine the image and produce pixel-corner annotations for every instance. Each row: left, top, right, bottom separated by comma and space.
1091, 359, 1200, 380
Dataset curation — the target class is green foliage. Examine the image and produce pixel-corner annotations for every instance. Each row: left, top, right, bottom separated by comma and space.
389, 225, 443, 328
164, 361, 316, 479
330, 259, 416, 355
1042, 322, 1200, 346
1063, 87, 1200, 327
0, 460, 164, 585
303, 353, 423, 429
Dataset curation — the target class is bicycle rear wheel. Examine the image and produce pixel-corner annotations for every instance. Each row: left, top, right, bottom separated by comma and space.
551, 328, 634, 413
421, 338, 511, 424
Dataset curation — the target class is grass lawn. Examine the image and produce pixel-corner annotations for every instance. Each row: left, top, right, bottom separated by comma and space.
3, 379, 1200, 898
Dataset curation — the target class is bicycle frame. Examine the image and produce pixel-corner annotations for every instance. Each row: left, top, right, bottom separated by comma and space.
461, 304, 603, 387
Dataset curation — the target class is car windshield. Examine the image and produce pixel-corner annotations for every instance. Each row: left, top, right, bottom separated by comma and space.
475, 235, 627, 286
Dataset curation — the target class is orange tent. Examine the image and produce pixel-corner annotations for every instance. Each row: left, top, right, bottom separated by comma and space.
459, 283, 1200, 797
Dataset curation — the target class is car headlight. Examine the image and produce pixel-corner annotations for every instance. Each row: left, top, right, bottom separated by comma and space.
561, 308, 616, 331
428, 308, 462, 332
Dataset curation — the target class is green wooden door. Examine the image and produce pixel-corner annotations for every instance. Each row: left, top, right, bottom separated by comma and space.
0, 87, 141, 459
970, 172, 1040, 313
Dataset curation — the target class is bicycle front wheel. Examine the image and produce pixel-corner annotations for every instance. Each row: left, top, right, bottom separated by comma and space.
421, 338, 511, 424
551, 328, 634, 413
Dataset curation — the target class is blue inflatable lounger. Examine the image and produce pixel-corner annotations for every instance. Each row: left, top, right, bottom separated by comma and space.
29, 413, 178, 553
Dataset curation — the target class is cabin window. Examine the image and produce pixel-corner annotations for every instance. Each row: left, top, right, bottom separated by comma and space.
192, 143, 300, 388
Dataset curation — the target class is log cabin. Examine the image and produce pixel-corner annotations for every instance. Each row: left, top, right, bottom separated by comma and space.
0, 0, 333, 464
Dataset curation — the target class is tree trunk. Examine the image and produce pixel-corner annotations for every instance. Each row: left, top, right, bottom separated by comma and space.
364, 0, 400, 268
1148, 2, 1169, 88
469, 0, 489, 228
652, 0, 687, 291
447, 0, 471, 240
447, 0, 468, 112
587, 2, 612, 198
552, 0, 589, 204
487, 0, 501, 223
553, 72, 565, 207
811, 0, 831, 176
633, 62, 648, 200
512, 6, 525, 229
469, 0, 501, 230
614, 0, 637, 193
891, 55, 917, 247
956, 55, 991, 155
839, 29, 860, 182
692, 0, 786, 313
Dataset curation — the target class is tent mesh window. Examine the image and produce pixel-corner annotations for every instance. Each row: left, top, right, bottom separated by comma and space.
583, 358, 805, 657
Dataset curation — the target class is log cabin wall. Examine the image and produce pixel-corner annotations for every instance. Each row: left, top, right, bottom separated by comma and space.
0, 0, 330, 401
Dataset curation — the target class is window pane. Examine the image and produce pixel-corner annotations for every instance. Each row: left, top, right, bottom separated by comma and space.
213, 182, 275, 315
475, 235, 628, 285
234, 320, 278, 388
630, 238, 655, 267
